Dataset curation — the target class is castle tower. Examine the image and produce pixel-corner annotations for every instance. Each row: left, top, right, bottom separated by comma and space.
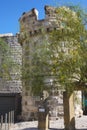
19, 5, 61, 120
19, 5, 83, 121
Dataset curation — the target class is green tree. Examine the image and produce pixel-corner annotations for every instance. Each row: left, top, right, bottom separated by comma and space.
30, 5, 87, 95
48, 6, 87, 91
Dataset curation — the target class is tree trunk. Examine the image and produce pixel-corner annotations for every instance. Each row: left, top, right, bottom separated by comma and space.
63, 91, 75, 130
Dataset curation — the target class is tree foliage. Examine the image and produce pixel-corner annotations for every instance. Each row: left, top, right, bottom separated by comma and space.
26, 6, 87, 95
48, 6, 87, 90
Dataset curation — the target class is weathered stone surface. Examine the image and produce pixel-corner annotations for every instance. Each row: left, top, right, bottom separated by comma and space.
19, 5, 62, 120
0, 34, 22, 93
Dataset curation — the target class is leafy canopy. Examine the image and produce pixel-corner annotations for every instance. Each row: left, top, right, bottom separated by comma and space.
27, 6, 87, 94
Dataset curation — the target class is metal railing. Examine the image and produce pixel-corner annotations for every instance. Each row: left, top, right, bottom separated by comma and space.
0, 111, 14, 130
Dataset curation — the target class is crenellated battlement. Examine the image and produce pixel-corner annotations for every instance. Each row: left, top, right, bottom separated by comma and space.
19, 5, 61, 38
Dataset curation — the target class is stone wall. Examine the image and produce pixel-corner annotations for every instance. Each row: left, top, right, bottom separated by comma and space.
0, 34, 22, 93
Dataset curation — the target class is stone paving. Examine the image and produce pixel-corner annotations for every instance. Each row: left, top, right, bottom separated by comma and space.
10, 115, 87, 130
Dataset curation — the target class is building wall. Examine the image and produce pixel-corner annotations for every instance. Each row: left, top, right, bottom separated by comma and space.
0, 33, 22, 120
0, 34, 22, 93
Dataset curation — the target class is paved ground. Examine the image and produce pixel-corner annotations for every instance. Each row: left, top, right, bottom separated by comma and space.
10, 116, 87, 130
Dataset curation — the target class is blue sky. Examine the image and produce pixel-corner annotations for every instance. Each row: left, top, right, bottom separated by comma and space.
0, 0, 87, 35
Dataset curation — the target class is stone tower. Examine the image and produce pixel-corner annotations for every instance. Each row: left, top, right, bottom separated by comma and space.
19, 5, 61, 120
19, 5, 83, 121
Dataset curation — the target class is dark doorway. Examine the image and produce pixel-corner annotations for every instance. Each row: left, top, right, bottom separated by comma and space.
0, 93, 22, 122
